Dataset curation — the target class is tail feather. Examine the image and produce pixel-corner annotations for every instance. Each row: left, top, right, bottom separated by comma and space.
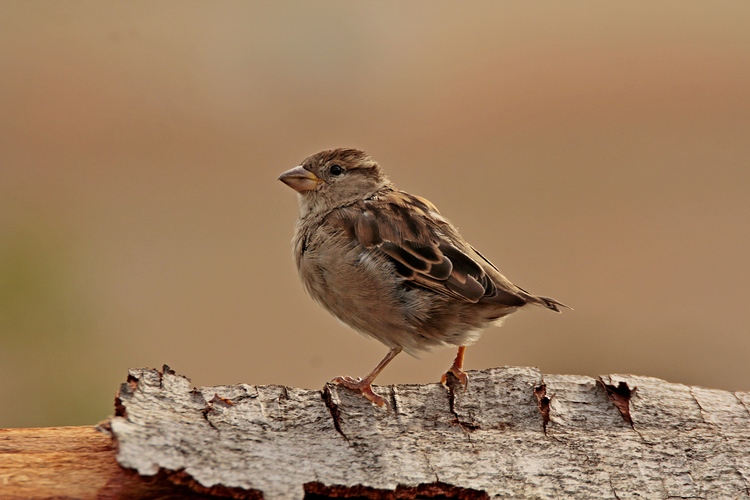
516, 285, 571, 313
534, 295, 571, 313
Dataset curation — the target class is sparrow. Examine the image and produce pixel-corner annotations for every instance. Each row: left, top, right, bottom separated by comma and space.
279, 148, 568, 407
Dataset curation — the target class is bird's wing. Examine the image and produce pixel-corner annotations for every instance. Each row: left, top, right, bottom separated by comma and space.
329, 190, 527, 306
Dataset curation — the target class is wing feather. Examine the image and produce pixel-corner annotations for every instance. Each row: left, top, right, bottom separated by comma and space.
330, 190, 527, 306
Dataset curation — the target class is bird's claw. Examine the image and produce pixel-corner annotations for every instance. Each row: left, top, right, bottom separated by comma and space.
332, 376, 362, 385
331, 376, 388, 407
441, 367, 469, 390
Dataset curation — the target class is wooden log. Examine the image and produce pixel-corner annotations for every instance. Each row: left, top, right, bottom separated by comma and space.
0, 425, 224, 499
111, 365, 750, 499
2, 365, 750, 499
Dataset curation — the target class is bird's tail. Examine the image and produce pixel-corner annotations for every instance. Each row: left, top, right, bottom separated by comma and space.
532, 295, 571, 313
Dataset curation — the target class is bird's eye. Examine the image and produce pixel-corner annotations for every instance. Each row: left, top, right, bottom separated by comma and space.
330, 164, 344, 176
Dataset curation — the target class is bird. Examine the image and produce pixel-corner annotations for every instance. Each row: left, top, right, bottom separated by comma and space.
279, 148, 568, 407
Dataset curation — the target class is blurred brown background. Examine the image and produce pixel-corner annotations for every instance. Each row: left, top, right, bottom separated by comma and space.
1, 2, 749, 428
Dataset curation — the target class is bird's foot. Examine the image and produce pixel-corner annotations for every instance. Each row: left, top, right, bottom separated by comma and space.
331, 376, 388, 407
441, 366, 469, 390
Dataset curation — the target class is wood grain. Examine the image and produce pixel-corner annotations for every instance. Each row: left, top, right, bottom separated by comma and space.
0, 425, 219, 499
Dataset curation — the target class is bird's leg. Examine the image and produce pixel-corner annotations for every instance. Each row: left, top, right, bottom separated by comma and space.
441, 346, 469, 389
332, 347, 402, 407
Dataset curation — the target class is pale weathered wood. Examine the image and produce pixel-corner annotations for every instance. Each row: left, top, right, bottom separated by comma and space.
109, 365, 750, 499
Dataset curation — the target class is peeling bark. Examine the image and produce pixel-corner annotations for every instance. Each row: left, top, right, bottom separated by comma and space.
108, 366, 750, 499
600, 377, 635, 426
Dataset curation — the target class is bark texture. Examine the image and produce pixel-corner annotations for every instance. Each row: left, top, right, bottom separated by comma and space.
110, 365, 750, 499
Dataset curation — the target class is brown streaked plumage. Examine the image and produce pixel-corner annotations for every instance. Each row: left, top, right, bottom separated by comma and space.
279, 148, 568, 407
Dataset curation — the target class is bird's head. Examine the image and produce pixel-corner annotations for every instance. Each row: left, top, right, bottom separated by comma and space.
279, 148, 391, 216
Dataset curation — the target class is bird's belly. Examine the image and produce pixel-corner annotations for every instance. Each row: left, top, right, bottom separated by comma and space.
298, 247, 412, 343
297, 240, 509, 354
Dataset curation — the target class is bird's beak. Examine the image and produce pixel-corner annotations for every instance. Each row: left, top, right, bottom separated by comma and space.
278, 166, 322, 193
